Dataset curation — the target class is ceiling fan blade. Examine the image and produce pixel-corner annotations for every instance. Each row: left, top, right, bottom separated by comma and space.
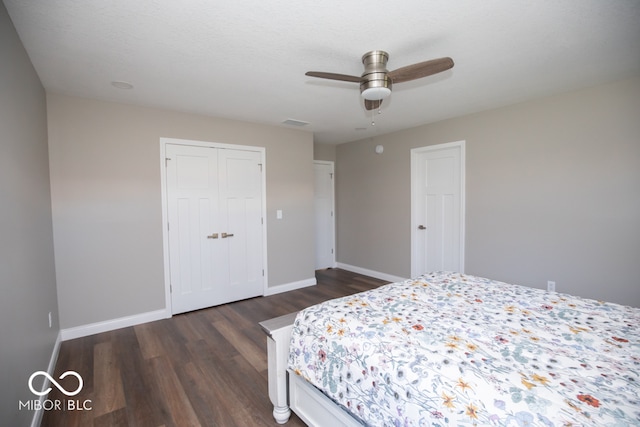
305, 71, 361, 83
388, 57, 454, 84
364, 99, 383, 111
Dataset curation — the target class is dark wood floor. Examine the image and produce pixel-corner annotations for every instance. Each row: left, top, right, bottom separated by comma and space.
41, 269, 387, 427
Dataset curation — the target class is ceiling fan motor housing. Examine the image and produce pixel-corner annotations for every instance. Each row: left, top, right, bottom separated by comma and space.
360, 50, 392, 100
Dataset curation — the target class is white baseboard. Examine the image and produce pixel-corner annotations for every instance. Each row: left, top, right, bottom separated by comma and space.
58, 268, 397, 342
59, 279, 317, 340
30, 331, 62, 427
60, 308, 169, 341
336, 263, 407, 283
264, 277, 317, 296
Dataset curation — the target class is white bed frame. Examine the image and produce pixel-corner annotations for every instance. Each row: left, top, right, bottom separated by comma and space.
259, 313, 363, 427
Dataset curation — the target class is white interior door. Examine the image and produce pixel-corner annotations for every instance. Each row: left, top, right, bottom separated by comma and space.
411, 142, 465, 277
314, 161, 335, 269
218, 148, 264, 301
165, 143, 264, 314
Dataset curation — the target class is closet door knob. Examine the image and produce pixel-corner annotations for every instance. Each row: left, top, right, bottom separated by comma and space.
418, 225, 426, 230
207, 233, 219, 239
221, 232, 234, 238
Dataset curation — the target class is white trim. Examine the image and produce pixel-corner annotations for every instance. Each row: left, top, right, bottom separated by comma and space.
60, 309, 169, 341
159, 137, 269, 316
159, 140, 172, 316
160, 137, 266, 152
263, 277, 317, 296
336, 263, 407, 283
30, 331, 62, 427
410, 141, 466, 278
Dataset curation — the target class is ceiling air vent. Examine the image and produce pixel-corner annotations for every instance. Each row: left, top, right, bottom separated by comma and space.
282, 118, 310, 127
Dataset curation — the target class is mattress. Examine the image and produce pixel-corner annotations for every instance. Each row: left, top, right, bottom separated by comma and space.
288, 271, 639, 426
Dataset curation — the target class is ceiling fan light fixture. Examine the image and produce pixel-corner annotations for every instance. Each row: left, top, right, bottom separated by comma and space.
360, 75, 392, 100
360, 52, 392, 101
361, 86, 391, 101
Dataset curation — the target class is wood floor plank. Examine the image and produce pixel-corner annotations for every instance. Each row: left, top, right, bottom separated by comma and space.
176, 361, 226, 426
215, 303, 256, 331
133, 321, 166, 360
212, 318, 267, 373
150, 356, 202, 427
153, 319, 196, 367
92, 341, 125, 417
112, 327, 168, 427
93, 407, 129, 427
185, 339, 268, 426
41, 269, 387, 426
173, 311, 206, 342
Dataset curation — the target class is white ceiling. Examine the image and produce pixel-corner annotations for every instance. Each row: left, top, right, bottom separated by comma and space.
5, 0, 640, 145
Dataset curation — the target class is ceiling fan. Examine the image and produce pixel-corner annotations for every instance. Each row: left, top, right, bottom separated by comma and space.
306, 50, 454, 110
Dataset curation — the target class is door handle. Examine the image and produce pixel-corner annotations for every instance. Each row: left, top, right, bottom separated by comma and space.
207, 233, 219, 239
221, 232, 234, 238
418, 225, 426, 230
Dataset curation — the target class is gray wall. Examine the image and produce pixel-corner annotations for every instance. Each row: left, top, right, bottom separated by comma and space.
336, 76, 640, 307
0, 4, 60, 425
47, 94, 315, 329
314, 142, 336, 162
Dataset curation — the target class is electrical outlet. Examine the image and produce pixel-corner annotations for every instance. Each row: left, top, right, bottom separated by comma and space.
48, 312, 52, 328
547, 281, 556, 292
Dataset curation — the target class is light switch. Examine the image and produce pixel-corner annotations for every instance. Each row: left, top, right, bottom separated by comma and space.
276, 210, 283, 219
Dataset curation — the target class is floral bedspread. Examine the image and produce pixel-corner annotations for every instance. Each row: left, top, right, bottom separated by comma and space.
288, 272, 640, 426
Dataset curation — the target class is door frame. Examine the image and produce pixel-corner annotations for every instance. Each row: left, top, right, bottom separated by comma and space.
410, 140, 466, 278
314, 160, 336, 269
159, 137, 268, 316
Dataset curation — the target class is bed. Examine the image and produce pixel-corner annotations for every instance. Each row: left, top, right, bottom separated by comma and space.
260, 271, 639, 426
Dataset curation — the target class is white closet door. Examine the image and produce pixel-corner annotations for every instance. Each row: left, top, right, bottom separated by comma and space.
166, 143, 263, 314
314, 161, 335, 269
218, 148, 264, 302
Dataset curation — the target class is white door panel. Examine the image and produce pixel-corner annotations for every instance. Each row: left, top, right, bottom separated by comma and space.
314, 162, 335, 269
411, 142, 465, 277
219, 149, 263, 299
